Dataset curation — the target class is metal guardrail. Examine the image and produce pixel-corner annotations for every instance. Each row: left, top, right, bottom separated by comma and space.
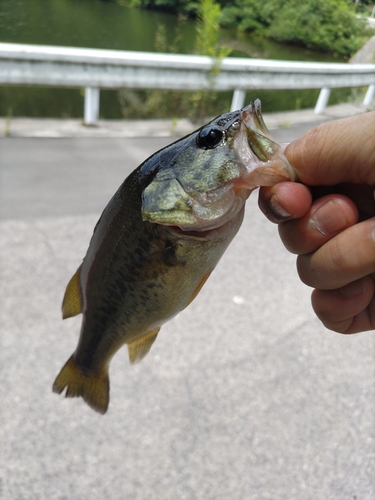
0, 43, 374, 124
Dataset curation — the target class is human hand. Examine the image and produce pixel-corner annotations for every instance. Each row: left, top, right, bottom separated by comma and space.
259, 111, 375, 334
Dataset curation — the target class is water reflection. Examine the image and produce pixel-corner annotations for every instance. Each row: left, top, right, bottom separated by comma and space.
0, 0, 349, 118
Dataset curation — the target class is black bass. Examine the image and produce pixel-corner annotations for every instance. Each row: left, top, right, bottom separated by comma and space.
53, 99, 296, 414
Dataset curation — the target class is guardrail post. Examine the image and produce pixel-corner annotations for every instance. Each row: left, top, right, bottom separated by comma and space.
84, 87, 100, 125
363, 84, 375, 106
230, 89, 246, 111
314, 87, 331, 114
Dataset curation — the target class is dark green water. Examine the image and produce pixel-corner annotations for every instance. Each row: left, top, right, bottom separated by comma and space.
0, 0, 350, 118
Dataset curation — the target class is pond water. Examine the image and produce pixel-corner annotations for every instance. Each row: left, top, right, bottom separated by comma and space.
0, 0, 351, 118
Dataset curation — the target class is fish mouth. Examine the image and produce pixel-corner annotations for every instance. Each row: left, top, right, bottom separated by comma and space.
234, 99, 297, 186
143, 181, 251, 233
141, 99, 296, 233
166, 198, 246, 239
242, 98, 273, 144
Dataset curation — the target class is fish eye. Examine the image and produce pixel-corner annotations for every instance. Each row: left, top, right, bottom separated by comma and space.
197, 127, 224, 149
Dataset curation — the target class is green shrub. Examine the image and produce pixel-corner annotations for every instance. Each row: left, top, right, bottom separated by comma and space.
220, 0, 366, 57
125, 0, 367, 57
117, 0, 231, 121
220, 0, 274, 33
269, 0, 366, 57
134, 0, 198, 15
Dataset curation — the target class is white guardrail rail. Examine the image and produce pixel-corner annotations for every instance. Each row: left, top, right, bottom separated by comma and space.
0, 42, 374, 125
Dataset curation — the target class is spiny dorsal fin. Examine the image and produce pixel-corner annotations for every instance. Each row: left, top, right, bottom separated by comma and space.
127, 328, 160, 364
62, 265, 82, 319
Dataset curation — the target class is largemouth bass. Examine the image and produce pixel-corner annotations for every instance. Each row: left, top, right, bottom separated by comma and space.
53, 99, 296, 414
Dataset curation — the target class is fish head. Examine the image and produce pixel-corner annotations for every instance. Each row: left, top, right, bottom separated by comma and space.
142, 99, 296, 232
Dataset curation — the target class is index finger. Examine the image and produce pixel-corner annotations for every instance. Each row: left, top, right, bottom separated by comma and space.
285, 111, 375, 186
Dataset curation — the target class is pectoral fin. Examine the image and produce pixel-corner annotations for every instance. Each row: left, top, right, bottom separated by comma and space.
62, 266, 82, 319
127, 328, 160, 364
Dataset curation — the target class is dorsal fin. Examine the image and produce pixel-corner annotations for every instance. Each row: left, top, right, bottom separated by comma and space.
62, 265, 83, 319
127, 328, 160, 364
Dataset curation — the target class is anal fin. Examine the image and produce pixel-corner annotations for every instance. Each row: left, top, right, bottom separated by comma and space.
127, 328, 160, 364
62, 265, 82, 319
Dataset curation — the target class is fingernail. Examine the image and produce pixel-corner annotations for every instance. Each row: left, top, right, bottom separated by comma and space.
310, 200, 347, 236
340, 278, 366, 298
269, 194, 292, 219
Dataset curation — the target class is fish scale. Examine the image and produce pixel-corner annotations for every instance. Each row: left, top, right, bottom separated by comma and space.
53, 99, 296, 414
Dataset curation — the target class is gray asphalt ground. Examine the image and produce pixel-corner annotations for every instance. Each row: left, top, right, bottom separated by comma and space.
0, 104, 374, 500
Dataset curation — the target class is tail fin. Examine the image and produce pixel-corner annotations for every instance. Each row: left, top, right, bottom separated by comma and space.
52, 355, 109, 414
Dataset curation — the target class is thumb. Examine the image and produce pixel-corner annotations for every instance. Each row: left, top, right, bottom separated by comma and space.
285, 111, 375, 187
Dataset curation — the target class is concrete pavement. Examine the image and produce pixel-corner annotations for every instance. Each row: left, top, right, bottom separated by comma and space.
0, 107, 374, 499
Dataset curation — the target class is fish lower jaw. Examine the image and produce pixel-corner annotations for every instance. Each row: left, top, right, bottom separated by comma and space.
168, 225, 213, 239
144, 186, 250, 237
167, 207, 242, 236
168, 207, 246, 242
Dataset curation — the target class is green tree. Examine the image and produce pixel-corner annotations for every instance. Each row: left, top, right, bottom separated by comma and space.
121, 0, 369, 56
219, 0, 274, 33
220, 0, 366, 57
135, 0, 198, 15
269, 0, 366, 57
